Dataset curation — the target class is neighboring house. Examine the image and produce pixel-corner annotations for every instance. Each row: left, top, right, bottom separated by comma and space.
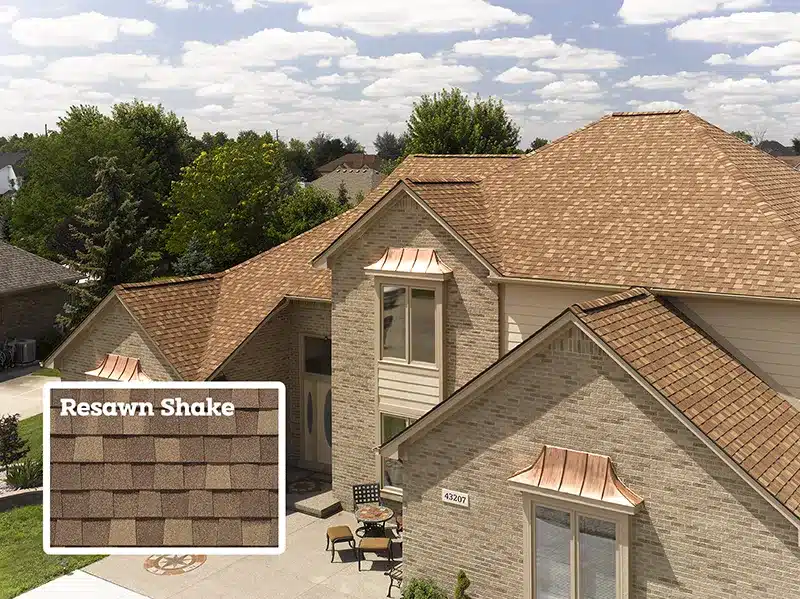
778, 155, 800, 171
0, 151, 28, 195
309, 165, 386, 204
47, 110, 800, 597
0, 241, 77, 356
316, 153, 383, 176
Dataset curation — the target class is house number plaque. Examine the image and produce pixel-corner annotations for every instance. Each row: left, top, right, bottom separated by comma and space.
442, 488, 469, 507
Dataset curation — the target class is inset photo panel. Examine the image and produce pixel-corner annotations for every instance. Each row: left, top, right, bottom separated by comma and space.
43, 381, 285, 555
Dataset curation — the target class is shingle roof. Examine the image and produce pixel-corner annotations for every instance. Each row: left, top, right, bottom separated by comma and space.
316, 153, 383, 174
113, 155, 517, 380
571, 288, 800, 519
778, 156, 800, 170
0, 241, 79, 294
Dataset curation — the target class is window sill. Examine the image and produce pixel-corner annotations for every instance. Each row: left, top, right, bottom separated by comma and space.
378, 359, 439, 372
381, 487, 404, 503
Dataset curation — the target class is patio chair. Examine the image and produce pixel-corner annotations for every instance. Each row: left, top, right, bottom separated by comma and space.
352, 483, 384, 535
325, 525, 355, 563
386, 563, 403, 597
357, 536, 394, 571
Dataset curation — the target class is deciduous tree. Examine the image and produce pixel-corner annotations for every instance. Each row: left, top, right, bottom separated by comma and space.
374, 131, 407, 161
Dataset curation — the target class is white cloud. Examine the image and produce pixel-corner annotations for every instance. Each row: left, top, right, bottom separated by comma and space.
627, 100, 685, 111
527, 99, 610, 122
537, 79, 602, 100
269, 0, 531, 36
616, 71, 713, 90
772, 64, 800, 77
705, 53, 732, 65
362, 62, 481, 98
669, 12, 800, 45
340, 53, 428, 71
313, 72, 360, 85
705, 41, 800, 67
495, 67, 557, 84
0, 5, 17, 23
618, 0, 766, 25
43, 54, 163, 84
453, 35, 624, 70
0, 55, 35, 68
682, 77, 800, 105
149, 0, 191, 8
316, 57, 332, 68
231, 0, 262, 11
11, 12, 156, 48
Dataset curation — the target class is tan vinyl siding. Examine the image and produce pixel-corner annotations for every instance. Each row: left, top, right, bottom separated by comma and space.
672, 297, 800, 401
502, 284, 607, 352
378, 362, 439, 417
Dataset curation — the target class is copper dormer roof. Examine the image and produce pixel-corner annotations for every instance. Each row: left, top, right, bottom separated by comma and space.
365, 248, 453, 279
85, 353, 151, 382
508, 445, 643, 513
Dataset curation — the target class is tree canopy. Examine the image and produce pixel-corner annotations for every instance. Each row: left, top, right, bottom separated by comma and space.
528, 138, 549, 152
405, 88, 521, 155
374, 131, 407, 161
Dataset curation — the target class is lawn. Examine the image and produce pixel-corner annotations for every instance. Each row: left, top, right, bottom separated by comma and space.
30, 368, 61, 378
0, 505, 103, 599
0, 414, 103, 598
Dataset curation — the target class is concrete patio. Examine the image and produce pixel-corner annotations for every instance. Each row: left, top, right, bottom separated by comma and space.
78, 510, 400, 599
0, 372, 56, 419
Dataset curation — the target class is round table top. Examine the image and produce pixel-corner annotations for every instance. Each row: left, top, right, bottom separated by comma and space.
355, 505, 394, 523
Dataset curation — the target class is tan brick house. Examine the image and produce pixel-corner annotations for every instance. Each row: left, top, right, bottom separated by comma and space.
48, 110, 800, 595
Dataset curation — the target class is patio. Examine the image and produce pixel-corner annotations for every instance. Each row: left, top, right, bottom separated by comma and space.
74, 509, 400, 599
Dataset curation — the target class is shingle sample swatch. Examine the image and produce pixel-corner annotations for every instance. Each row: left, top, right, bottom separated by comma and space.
49, 387, 280, 548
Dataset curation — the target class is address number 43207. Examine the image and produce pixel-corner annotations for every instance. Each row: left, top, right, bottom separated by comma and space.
441, 489, 469, 507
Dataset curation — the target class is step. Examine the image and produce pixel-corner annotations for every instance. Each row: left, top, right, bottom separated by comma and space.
293, 490, 342, 519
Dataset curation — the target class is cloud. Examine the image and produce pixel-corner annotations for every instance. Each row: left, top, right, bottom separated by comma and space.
627, 100, 685, 111
704, 41, 800, 67
149, 0, 191, 8
43, 54, 163, 84
0, 5, 17, 23
618, 0, 766, 25
453, 35, 624, 70
682, 77, 800, 105
362, 62, 481, 98
312, 72, 360, 85
340, 53, 429, 71
269, 0, 531, 35
0, 55, 36, 68
495, 67, 557, 84
616, 71, 714, 90
537, 79, 602, 100
772, 64, 800, 77
316, 57, 332, 68
231, 0, 263, 11
669, 12, 800, 44
527, 99, 610, 122
10, 12, 156, 48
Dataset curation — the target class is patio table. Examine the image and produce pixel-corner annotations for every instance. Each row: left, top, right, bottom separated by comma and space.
355, 505, 394, 537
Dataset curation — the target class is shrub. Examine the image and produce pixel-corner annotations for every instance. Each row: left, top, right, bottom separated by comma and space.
454, 570, 471, 599
402, 578, 448, 599
7, 457, 43, 489
0, 413, 28, 474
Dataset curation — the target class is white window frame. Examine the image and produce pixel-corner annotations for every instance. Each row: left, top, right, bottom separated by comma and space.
377, 279, 442, 369
523, 496, 631, 599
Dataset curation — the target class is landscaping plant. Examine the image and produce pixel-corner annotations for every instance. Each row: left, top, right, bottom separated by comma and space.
454, 570, 471, 599
401, 578, 448, 599
6, 458, 43, 489
0, 414, 28, 475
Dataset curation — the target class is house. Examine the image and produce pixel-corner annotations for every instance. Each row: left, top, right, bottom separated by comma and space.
778, 155, 800, 171
309, 165, 386, 205
46, 110, 800, 596
0, 151, 28, 195
316, 153, 383, 176
1, 241, 78, 356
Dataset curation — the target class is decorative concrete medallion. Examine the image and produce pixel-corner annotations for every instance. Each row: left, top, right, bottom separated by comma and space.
144, 554, 207, 576
288, 479, 324, 494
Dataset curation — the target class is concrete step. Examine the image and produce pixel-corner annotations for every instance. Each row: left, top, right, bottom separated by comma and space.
293, 490, 342, 519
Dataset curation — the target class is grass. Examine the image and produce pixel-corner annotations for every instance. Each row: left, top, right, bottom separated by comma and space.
0, 505, 103, 599
30, 368, 60, 378
0, 414, 103, 598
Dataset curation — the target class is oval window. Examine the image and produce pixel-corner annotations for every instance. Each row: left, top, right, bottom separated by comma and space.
306, 392, 313, 433
324, 390, 332, 447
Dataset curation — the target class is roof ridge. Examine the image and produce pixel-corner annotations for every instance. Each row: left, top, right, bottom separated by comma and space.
611, 109, 686, 117
116, 272, 221, 291
409, 154, 522, 159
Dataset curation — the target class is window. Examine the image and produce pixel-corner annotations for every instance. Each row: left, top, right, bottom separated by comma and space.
381, 413, 415, 490
304, 336, 331, 376
380, 284, 437, 365
530, 502, 627, 599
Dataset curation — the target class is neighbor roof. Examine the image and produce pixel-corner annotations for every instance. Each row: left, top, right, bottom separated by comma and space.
108, 155, 517, 380
380, 287, 800, 527
0, 241, 79, 294
778, 156, 800, 170
0, 151, 27, 170
316, 153, 383, 174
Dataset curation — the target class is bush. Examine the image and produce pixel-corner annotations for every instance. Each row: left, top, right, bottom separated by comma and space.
454, 570, 471, 599
0, 413, 28, 474
402, 578, 448, 599
7, 457, 43, 489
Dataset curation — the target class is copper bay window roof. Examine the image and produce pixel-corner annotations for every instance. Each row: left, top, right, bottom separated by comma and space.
364, 247, 453, 279
85, 353, 151, 382
508, 445, 643, 513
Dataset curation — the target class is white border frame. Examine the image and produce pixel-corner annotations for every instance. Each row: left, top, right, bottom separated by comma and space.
42, 381, 286, 556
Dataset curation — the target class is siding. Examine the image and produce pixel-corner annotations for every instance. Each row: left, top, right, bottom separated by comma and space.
402, 325, 800, 599
672, 296, 800, 401
378, 362, 439, 418
503, 283, 607, 352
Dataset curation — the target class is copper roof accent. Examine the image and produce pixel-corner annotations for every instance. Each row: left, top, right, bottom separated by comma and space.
85, 354, 151, 382
365, 248, 453, 277
508, 445, 643, 511
571, 288, 800, 520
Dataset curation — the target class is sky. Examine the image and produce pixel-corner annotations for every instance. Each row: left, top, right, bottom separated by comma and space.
0, 0, 799, 150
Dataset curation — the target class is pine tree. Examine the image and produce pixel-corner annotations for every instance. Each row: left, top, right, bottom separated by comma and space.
336, 180, 350, 207
0, 414, 28, 474
174, 233, 215, 276
57, 156, 157, 333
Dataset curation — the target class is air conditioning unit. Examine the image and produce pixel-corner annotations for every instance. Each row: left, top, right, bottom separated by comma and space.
14, 339, 36, 365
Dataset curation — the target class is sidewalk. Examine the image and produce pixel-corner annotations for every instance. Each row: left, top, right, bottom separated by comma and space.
0, 374, 56, 419
16, 571, 149, 599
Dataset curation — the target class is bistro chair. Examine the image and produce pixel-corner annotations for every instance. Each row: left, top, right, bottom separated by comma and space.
386, 563, 403, 597
357, 535, 394, 571
325, 525, 355, 563
352, 483, 384, 536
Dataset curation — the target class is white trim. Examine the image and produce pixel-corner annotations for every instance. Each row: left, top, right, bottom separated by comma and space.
491, 276, 627, 292
312, 181, 501, 278
367, 271, 450, 282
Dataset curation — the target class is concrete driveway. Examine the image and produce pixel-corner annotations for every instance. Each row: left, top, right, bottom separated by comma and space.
0, 373, 56, 420
80, 510, 399, 599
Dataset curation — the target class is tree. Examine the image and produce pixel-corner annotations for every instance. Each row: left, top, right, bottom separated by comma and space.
283, 138, 315, 181
173, 233, 215, 276
58, 156, 157, 333
528, 137, 549, 152
342, 135, 364, 154
731, 130, 753, 144
374, 131, 407, 161
405, 88, 521, 154
164, 135, 297, 268
793, 137, 800, 155
454, 570, 472, 599
336, 180, 350, 207
731, 128, 767, 146
0, 414, 29, 475
275, 184, 349, 241
307, 132, 363, 171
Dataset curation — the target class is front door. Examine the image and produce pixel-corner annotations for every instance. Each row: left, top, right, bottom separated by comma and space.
300, 336, 332, 471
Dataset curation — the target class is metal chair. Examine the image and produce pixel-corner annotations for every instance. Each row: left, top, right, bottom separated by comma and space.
386, 563, 403, 597
352, 482, 384, 536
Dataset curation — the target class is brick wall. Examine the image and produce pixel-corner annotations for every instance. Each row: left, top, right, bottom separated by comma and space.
219, 299, 331, 465
55, 297, 176, 381
0, 285, 67, 357
330, 193, 499, 506
401, 325, 800, 598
